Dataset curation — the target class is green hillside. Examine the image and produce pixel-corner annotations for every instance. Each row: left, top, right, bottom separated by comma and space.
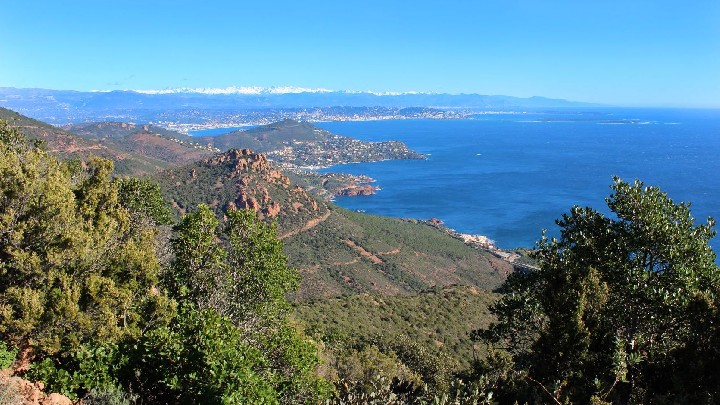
152, 148, 508, 300
66, 121, 194, 141
196, 119, 425, 168
294, 286, 498, 370
3, 108, 507, 300
286, 208, 508, 299
65, 121, 217, 165
0, 108, 173, 175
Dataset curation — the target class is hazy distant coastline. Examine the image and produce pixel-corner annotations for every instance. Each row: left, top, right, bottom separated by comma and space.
0, 86, 602, 128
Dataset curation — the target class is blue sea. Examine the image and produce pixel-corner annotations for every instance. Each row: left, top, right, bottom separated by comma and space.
311, 109, 720, 253
188, 126, 249, 136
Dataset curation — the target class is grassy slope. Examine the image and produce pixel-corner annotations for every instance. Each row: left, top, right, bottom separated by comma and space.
293, 285, 498, 369
287, 207, 509, 300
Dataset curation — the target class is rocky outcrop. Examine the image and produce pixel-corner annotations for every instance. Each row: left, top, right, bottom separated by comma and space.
264, 201, 281, 218
338, 185, 377, 196
0, 370, 72, 405
165, 148, 329, 234
236, 193, 260, 211
204, 149, 291, 186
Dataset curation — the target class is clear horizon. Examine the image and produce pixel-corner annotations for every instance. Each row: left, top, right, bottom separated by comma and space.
1, 1, 719, 108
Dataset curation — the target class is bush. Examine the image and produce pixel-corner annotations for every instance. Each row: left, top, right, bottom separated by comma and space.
0, 343, 16, 370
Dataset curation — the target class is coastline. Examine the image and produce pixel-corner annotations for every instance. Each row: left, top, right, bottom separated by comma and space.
409, 218, 525, 265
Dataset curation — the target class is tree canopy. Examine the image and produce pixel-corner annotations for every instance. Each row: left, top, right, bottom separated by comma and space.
0, 121, 172, 356
0, 120, 328, 403
475, 177, 720, 404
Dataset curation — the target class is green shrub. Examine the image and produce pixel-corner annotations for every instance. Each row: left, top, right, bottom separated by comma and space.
0, 342, 17, 370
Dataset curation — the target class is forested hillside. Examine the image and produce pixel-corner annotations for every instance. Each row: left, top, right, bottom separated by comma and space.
0, 120, 327, 403
0, 108, 174, 175
2, 114, 719, 403
65, 121, 217, 165
153, 148, 508, 299
294, 286, 498, 370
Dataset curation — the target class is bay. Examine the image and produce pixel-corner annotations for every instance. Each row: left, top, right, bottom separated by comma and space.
188, 126, 250, 137
315, 109, 720, 253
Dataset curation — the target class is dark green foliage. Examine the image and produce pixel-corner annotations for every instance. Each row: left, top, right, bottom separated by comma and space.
122, 306, 277, 404
296, 286, 497, 371
223, 208, 299, 323
0, 122, 173, 356
475, 178, 720, 403
0, 342, 17, 369
167, 205, 299, 325
117, 177, 173, 225
27, 343, 126, 399
166, 204, 226, 305
165, 204, 328, 403
0, 122, 329, 403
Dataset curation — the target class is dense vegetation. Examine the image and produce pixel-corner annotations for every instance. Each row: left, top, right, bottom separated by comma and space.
294, 286, 498, 371
0, 120, 327, 403
473, 178, 720, 403
286, 208, 508, 299
2, 115, 719, 404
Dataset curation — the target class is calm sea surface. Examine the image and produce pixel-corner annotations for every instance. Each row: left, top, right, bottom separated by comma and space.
312, 109, 720, 252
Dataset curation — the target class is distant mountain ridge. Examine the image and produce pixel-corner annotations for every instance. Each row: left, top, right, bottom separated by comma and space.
0, 86, 594, 109
0, 86, 601, 124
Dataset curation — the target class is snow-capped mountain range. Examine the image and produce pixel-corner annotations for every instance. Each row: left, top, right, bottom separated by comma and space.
129, 86, 425, 96
0, 86, 599, 125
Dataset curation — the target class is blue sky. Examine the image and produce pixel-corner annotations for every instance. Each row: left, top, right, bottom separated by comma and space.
1, 0, 718, 107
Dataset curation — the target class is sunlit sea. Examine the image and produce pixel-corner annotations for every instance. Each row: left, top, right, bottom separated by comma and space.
309, 109, 720, 253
